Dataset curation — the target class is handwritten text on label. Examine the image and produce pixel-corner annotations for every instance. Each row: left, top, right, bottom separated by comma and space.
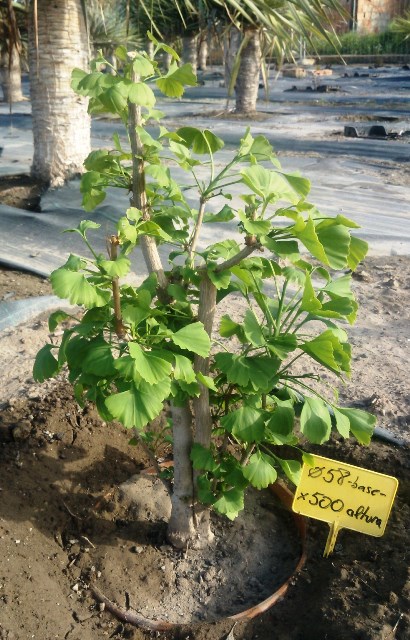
292, 454, 398, 554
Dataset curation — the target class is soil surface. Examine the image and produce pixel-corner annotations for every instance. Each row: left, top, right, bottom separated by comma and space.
0, 260, 409, 640
0, 174, 46, 212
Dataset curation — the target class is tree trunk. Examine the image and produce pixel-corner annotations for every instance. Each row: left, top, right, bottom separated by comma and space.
235, 27, 261, 114
146, 38, 154, 59
163, 51, 173, 72
223, 26, 241, 92
182, 34, 198, 74
198, 37, 208, 71
167, 404, 195, 549
192, 274, 217, 548
168, 276, 217, 550
0, 47, 24, 103
28, 0, 91, 186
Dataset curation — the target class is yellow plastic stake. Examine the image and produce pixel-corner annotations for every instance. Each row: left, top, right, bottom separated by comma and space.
324, 521, 340, 557
292, 454, 398, 556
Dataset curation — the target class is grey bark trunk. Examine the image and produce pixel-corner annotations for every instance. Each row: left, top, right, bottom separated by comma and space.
235, 28, 261, 114
192, 274, 217, 547
167, 275, 218, 550
146, 39, 154, 59
167, 404, 195, 549
28, 0, 91, 186
163, 51, 173, 72
223, 27, 241, 92
0, 47, 24, 103
198, 38, 208, 71
182, 34, 198, 74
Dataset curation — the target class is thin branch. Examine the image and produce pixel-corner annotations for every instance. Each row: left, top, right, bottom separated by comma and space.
215, 241, 260, 273
188, 196, 206, 262
109, 235, 126, 339
128, 70, 168, 295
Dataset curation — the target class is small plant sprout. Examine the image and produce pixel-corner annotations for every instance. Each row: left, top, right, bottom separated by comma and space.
34, 40, 376, 549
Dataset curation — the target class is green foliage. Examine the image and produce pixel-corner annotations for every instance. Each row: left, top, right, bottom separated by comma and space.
34, 44, 376, 526
311, 28, 410, 56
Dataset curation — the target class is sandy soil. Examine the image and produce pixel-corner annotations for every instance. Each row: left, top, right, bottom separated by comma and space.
0, 259, 409, 640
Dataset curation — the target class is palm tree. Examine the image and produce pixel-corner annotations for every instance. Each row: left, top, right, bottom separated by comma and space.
130, 1, 204, 72
391, 10, 410, 39
28, 0, 91, 186
213, 0, 344, 114
86, 0, 141, 63
132, 1, 343, 114
0, 0, 25, 103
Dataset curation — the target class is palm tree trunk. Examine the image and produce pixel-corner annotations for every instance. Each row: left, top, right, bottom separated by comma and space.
163, 51, 173, 72
235, 27, 261, 114
198, 37, 208, 71
182, 34, 198, 74
28, 0, 90, 186
0, 47, 24, 103
223, 26, 241, 91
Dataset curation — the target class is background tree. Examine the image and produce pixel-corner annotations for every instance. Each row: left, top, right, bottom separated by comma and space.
213, 0, 344, 114
86, 0, 141, 65
391, 9, 410, 39
0, 0, 25, 103
131, 0, 344, 114
28, 0, 90, 186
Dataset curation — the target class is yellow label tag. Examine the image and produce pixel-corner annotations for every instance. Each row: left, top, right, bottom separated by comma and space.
292, 454, 398, 556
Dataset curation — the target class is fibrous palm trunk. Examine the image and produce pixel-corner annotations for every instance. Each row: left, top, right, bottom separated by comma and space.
198, 37, 208, 71
182, 34, 198, 74
235, 27, 261, 114
223, 26, 241, 91
28, 0, 90, 186
0, 47, 24, 102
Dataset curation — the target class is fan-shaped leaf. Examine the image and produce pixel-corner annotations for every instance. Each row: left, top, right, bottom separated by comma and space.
105, 379, 170, 430
243, 451, 278, 489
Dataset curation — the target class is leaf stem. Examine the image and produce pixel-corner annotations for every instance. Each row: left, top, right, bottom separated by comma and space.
240, 443, 255, 466
275, 280, 288, 337
188, 196, 206, 264
109, 235, 126, 339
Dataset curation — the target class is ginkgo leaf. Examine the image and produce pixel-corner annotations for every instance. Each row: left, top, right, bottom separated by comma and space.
276, 457, 301, 485
82, 337, 116, 376
173, 354, 196, 383
105, 379, 170, 430
243, 309, 265, 347
190, 443, 218, 472
99, 256, 131, 278
214, 353, 278, 391
221, 405, 265, 443
128, 82, 156, 107
337, 407, 376, 444
171, 323, 210, 357
128, 343, 172, 384
50, 268, 110, 308
33, 345, 59, 382
156, 63, 196, 98
132, 54, 155, 78
242, 451, 278, 489
176, 127, 224, 154
300, 397, 331, 444
213, 488, 244, 520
